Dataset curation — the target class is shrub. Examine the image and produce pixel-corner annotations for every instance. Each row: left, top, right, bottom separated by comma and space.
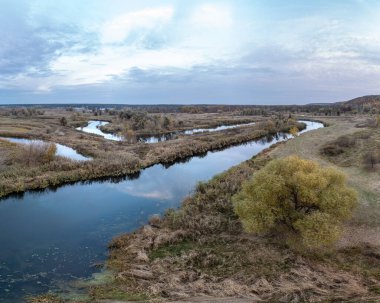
320, 135, 356, 157
233, 156, 357, 249
289, 126, 299, 137
320, 144, 344, 156
44, 143, 57, 162
122, 127, 136, 143
13, 142, 57, 166
59, 116, 67, 126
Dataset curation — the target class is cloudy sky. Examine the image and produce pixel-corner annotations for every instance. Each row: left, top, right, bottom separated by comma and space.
1, 0, 380, 104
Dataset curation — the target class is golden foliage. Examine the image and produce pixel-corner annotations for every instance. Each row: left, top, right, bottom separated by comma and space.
44, 143, 57, 163
233, 156, 357, 249
289, 126, 299, 137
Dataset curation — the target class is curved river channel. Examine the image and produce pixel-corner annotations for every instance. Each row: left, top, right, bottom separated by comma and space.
77, 120, 256, 143
0, 121, 323, 302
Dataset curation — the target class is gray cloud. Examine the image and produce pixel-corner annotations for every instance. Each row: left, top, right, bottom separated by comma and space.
1, 0, 380, 104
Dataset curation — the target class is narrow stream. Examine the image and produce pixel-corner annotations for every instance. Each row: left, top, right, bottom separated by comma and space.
0, 121, 323, 302
140, 122, 256, 143
77, 120, 256, 143
76, 121, 122, 141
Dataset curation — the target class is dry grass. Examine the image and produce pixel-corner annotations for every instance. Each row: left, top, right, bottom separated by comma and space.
25, 294, 63, 303
24, 115, 380, 302
81, 123, 378, 302
271, 115, 380, 243
74, 116, 380, 303
0, 108, 299, 198
320, 130, 379, 168
100, 111, 258, 137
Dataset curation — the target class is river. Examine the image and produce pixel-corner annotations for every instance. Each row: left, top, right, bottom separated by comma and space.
76, 120, 256, 143
0, 121, 323, 302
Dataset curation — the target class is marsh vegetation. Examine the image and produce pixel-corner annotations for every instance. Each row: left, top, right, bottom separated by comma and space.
1, 104, 379, 302
0, 116, 319, 301
0, 106, 302, 198
79, 116, 380, 303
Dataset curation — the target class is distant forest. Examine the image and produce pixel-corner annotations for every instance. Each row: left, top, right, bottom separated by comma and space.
1, 95, 379, 115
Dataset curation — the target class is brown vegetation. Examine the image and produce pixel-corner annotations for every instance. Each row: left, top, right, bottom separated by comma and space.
233, 156, 357, 250
321, 129, 380, 171
68, 116, 380, 303
21, 113, 380, 302
99, 110, 257, 137
13, 142, 57, 166
91, 141, 380, 302
0, 107, 301, 198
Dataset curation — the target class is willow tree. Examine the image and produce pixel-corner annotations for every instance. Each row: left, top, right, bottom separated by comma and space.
289, 126, 299, 137
233, 156, 357, 249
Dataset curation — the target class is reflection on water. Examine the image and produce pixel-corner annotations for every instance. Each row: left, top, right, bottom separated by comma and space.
183, 122, 256, 134
0, 137, 89, 161
139, 122, 256, 143
138, 132, 178, 143
77, 120, 256, 143
76, 121, 122, 141
0, 121, 323, 302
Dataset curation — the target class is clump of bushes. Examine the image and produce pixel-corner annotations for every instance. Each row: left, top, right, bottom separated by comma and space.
233, 156, 357, 249
321, 135, 356, 156
2, 107, 45, 117
11, 142, 57, 166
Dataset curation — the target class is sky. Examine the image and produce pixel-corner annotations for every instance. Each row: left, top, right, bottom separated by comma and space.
1, 0, 380, 105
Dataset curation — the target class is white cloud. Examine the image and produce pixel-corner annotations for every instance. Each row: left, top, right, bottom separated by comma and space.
100, 6, 174, 44
18, 2, 380, 99
109, 183, 174, 200
0, 3, 247, 92
191, 4, 233, 28
46, 45, 208, 87
28, 4, 241, 90
36, 84, 52, 93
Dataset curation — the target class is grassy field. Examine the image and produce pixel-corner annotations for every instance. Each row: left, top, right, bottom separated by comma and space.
21, 114, 380, 302
51, 115, 379, 303
271, 116, 380, 245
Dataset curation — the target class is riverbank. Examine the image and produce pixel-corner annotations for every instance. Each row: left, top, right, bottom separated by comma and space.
0, 118, 303, 198
56, 116, 380, 303
98, 116, 258, 138
0, 119, 310, 301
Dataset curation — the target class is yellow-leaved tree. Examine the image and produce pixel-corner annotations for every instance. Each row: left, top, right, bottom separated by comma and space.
289, 126, 299, 137
233, 156, 357, 249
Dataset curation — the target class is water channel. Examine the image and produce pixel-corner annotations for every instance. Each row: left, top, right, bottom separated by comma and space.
0, 121, 323, 301
77, 120, 256, 143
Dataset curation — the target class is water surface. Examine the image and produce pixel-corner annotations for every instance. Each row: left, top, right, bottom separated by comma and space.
0, 121, 323, 302
76, 121, 122, 141
77, 120, 256, 143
